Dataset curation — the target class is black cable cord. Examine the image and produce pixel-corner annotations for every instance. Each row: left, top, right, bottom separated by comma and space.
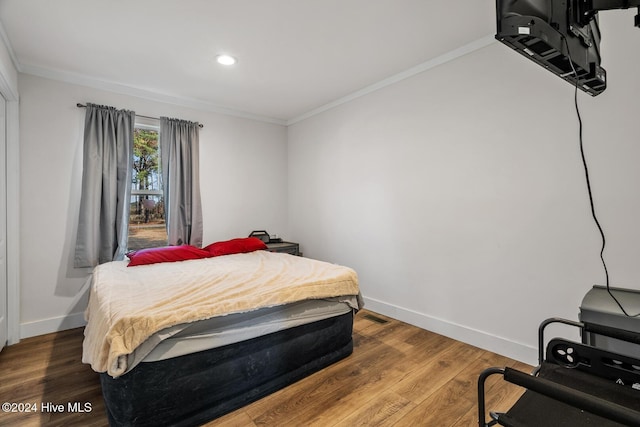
563, 37, 640, 317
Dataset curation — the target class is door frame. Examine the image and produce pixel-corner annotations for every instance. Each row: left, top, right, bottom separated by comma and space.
0, 69, 20, 346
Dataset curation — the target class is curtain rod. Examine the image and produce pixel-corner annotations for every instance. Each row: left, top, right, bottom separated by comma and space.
76, 103, 204, 128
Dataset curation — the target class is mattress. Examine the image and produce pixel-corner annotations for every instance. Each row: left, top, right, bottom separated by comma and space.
101, 311, 355, 427
126, 297, 355, 370
83, 250, 360, 377
89, 250, 362, 425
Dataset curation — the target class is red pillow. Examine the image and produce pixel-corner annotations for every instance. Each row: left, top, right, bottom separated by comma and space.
127, 245, 211, 267
204, 237, 267, 257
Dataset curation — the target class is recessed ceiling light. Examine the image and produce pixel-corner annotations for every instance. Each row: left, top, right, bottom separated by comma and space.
216, 54, 237, 66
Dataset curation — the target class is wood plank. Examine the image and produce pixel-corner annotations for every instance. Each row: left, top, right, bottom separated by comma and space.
391, 340, 485, 404
332, 391, 416, 427
0, 310, 531, 427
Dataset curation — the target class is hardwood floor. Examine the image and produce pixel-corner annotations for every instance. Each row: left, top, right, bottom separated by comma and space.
0, 310, 530, 426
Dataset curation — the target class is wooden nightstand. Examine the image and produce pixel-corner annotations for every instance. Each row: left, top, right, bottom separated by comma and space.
265, 241, 300, 256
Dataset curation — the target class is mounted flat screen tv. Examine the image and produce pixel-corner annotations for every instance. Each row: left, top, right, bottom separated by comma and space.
496, 0, 640, 96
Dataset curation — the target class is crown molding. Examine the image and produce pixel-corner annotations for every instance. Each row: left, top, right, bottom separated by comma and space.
0, 20, 20, 100
0, 20, 21, 74
20, 63, 287, 126
16, 34, 497, 127
287, 34, 497, 126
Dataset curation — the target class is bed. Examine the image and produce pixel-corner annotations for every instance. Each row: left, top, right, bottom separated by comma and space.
82, 246, 361, 426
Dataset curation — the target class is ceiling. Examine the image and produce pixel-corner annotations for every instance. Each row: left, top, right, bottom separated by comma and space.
0, 0, 496, 124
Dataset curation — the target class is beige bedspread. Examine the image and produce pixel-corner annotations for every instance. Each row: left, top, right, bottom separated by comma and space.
82, 250, 360, 377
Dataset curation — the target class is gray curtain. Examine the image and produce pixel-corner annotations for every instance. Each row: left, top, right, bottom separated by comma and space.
160, 117, 203, 247
74, 103, 134, 268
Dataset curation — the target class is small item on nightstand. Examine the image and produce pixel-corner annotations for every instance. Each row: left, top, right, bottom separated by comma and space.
249, 230, 283, 243
250, 231, 297, 255
248, 230, 270, 243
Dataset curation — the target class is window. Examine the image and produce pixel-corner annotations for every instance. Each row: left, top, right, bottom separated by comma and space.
127, 124, 168, 250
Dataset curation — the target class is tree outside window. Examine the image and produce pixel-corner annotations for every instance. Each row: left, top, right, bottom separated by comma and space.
128, 127, 168, 250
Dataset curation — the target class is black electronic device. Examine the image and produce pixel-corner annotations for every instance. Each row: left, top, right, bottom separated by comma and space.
248, 230, 282, 243
495, 0, 640, 96
248, 230, 270, 243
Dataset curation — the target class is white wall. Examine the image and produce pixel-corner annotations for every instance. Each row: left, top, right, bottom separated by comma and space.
18, 74, 288, 337
287, 10, 640, 365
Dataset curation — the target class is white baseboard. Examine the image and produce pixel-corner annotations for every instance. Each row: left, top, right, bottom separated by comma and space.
20, 312, 87, 340
362, 296, 538, 366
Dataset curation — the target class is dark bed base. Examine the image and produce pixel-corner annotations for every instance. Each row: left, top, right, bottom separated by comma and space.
100, 310, 354, 427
